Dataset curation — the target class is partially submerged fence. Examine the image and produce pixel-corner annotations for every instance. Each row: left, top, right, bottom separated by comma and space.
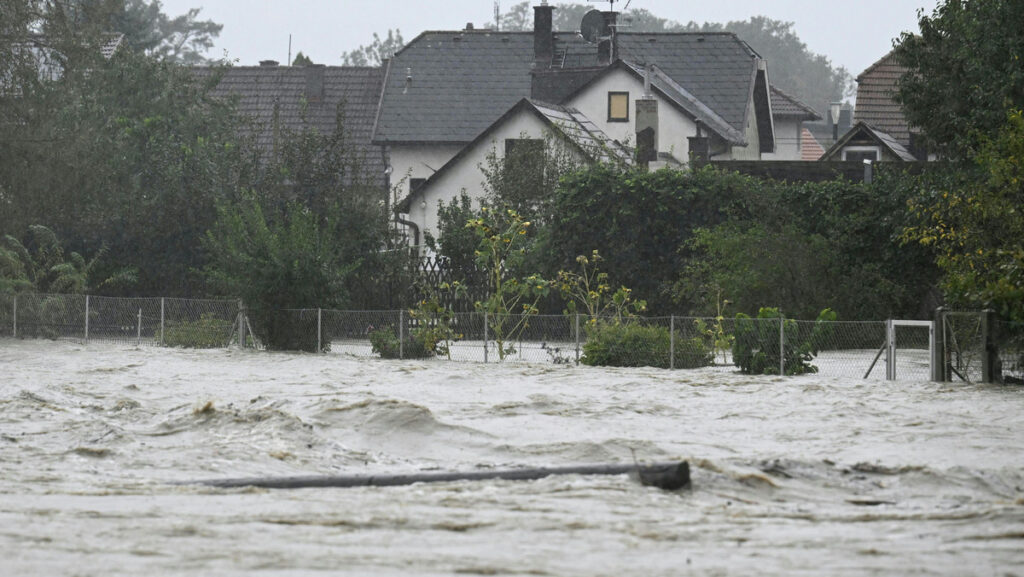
2, 293, 1020, 384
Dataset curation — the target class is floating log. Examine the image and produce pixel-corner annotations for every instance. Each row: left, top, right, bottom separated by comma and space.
190, 461, 690, 491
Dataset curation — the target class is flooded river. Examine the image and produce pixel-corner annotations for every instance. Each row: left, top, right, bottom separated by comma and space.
1, 339, 1022, 575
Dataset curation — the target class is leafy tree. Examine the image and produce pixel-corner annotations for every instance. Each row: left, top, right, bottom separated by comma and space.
340, 29, 403, 66
1, 225, 135, 294
0, 3, 249, 296
291, 51, 313, 66
114, 0, 222, 64
425, 192, 481, 279
904, 110, 1024, 323
893, 0, 1024, 159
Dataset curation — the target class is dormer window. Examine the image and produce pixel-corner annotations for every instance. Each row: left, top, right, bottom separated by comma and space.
608, 91, 629, 122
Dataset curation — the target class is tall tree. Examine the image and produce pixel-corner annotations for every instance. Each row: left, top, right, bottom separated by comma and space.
893, 0, 1024, 159
340, 29, 403, 66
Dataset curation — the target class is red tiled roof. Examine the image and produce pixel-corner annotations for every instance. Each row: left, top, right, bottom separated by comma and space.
801, 128, 825, 161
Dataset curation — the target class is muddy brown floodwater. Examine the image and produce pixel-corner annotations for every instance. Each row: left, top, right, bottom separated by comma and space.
1, 339, 1022, 576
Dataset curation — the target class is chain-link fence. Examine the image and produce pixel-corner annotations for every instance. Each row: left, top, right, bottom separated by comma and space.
4, 292, 1020, 383
0, 293, 239, 348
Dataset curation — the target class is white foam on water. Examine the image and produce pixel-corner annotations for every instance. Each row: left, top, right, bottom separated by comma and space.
1, 338, 1022, 576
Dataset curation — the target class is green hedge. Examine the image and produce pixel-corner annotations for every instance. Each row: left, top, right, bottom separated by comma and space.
582, 321, 711, 369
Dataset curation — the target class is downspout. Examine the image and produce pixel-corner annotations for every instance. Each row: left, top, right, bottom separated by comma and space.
396, 214, 420, 249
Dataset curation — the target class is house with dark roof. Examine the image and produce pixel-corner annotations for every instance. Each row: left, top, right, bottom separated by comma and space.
198, 62, 387, 184
375, 5, 810, 245
762, 85, 821, 160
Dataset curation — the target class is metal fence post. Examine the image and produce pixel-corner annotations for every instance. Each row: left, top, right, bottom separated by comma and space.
779, 315, 785, 376
670, 315, 676, 370
85, 295, 90, 343
575, 313, 580, 364
237, 300, 244, 349
12, 294, 16, 338
317, 308, 323, 354
136, 308, 142, 346
982, 309, 996, 384
399, 309, 405, 360
160, 297, 165, 346
886, 319, 895, 381
483, 312, 489, 363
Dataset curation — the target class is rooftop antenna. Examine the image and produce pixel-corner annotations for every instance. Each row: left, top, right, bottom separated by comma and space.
494, 0, 500, 31
287, 34, 292, 66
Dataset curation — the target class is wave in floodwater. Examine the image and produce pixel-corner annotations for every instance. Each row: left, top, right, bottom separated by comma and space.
1, 339, 1022, 576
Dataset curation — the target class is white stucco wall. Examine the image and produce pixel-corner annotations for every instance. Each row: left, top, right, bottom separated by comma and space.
563, 69, 696, 163
410, 110, 566, 242
387, 144, 463, 198
761, 118, 802, 161
728, 94, 762, 161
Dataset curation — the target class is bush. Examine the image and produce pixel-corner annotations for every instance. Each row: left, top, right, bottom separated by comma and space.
733, 307, 836, 375
368, 326, 434, 359
581, 321, 711, 369
163, 314, 233, 348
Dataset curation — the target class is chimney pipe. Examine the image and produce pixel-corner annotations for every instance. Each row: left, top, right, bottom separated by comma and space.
534, 4, 554, 67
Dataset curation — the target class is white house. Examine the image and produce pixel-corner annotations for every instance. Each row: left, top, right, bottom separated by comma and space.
371, 4, 817, 248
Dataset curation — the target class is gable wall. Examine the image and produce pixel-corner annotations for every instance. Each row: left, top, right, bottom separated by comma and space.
761, 117, 802, 161
389, 144, 464, 199
727, 93, 761, 160
410, 110, 583, 242
564, 68, 696, 162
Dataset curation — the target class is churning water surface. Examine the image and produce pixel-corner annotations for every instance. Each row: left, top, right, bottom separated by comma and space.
1, 339, 1022, 576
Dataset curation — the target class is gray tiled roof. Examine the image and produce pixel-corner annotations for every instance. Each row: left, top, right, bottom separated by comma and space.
770, 85, 821, 120
373, 31, 759, 144
196, 65, 386, 180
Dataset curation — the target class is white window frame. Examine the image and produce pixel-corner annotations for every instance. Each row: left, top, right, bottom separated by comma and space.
841, 146, 881, 161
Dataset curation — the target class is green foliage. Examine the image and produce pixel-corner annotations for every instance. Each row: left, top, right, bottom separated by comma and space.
409, 282, 466, 359
1, 225, 136, 294
556, 250, 646, 320
426, 192, 481, 282
368, 326, 433, 359
340, 29, 404, 66
114, 0, 223, 64
894, 0, 1024, 159
732, 308, 837, 375
693, 289, 733, 365
581, 321, 711, 369
291, 51, 314, 66
468, 207, 550, 360
163, 313, 232, 348
904, 110, 1024, 323
546, 164, 749, 314
203, 194, 355, 352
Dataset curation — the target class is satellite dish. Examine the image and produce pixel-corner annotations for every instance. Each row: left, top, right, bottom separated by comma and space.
580, 10, 610, 43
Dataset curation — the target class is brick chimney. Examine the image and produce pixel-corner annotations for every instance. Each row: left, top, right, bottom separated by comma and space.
534, 4, 554, 67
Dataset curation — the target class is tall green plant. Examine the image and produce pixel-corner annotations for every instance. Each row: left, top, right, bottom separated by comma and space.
467, 207, 549, 360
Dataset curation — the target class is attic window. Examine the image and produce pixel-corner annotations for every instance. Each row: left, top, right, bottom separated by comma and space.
841, 146, 881, 163
608, 91, 629, 122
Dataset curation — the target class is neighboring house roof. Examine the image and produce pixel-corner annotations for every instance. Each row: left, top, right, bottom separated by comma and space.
620, 61, 746, 145
198, 64, 386, 179
372, 30, 762, 145
396, 97, 631, 213
854, 50, 911, 147
821, 121, 917, 162
770, 85, 821, 121
800, 128, 826, 161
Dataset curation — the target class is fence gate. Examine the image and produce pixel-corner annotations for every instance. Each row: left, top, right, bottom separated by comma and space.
934, 309, 997, 383
886, 320, 934, 381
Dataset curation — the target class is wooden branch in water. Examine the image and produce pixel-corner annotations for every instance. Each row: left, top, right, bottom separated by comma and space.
189, 461, 690, 491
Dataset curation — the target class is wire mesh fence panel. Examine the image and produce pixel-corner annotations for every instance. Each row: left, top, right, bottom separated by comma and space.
995, 320, 1024, 384
88, 296, 162, 345
9, 293, 87, 341
162, 298, 239, 349
940, 312, 985, 383
0, 294, 13, 338
793, 320, 888, 380
324, 310, 402, 358
482, 313, 574, 364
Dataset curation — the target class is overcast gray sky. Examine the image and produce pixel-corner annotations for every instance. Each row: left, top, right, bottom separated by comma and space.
159, 0, 937, 76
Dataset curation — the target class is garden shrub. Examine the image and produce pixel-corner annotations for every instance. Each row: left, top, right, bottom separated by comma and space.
581, 321, 711, 369
733, 307, 837, 375
163, 314, 233, 348
369, 326, 434, 359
